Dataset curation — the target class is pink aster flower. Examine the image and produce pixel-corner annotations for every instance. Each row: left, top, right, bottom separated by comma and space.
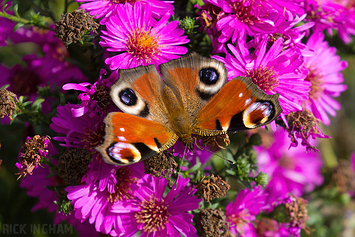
20, 162, 58, 213
77, 0, 174, 24
302, 32, 348, 126
226, 185, 268, 236
195, 0, 227, 53
0, 46, 87, 115
170, 140, 214, 166
213, 37, 310, 119
50, 103, 105, 150
8, 25, 58, 45
100, 2, 189, 70
216, 0, 276, 43
267, 195, 309, 237
4, 27, 87, 88
62, 69, 117, 118
255, 128, 323, 205
66, 158, 144, 236
51, 70, 118, 150
303, 0, 355, 44
20, 157, 104, 236
111, 175, 201, 237
351, 152, 355, 173
250, 14, 315, 55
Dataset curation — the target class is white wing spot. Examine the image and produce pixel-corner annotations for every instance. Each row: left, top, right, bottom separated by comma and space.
120, 127, 125, 132
117, 136, 127, 142
238, 93, 243, 97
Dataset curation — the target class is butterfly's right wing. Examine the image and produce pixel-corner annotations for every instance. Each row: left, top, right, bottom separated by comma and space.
97, 112, 178, 165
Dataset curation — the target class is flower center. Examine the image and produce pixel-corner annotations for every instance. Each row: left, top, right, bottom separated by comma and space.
110, 0, 137, 4
227, 209, 251, 233
247, 67, 279, 93
82, 122, 105, 150
135, 197, 170, 234
305, 66, 324, 100
126, 27, 160, 63
279, 155, 294, 169
231, 1, 259, 24
12, 68, 42, 96
107, 167, 137, 202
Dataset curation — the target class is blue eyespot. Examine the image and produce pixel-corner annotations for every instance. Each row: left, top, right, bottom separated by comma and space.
199, 67, 219, 85
119, 88, 137, 106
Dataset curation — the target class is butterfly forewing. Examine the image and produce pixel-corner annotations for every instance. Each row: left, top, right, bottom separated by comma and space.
160, 52, 228, 120
110, 65, 169, 125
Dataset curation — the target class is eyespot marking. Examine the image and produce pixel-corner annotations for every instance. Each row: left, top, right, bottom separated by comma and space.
107, 142, 141, 164
199, 67, 219, 85
243, 101, 275, 128
119, 88, 137, 106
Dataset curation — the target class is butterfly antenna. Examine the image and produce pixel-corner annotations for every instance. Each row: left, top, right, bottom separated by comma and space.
193, 137, 235, 165
174, 145, 188, 190
199, 145, 235, 165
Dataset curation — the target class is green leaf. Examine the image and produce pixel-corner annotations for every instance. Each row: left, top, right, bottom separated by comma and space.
0, 84, 10, 89
225, 169, 236, 176
241, 179, 253, 191
31, 98, 45, 109
13, 4, 20, 17
14, 22, 25, 31
188, 159, 201, 173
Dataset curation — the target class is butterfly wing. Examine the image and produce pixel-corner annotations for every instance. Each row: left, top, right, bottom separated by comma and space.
97, 112, 178, 165
193, 76, 282, 135
98, 65, 178, 165
110, 64, 169, 125
159, 52, 228, 122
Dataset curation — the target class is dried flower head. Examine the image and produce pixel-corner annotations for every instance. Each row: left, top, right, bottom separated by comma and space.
196, 208, 230, 237
144, 151, 177, 186
287, 109, 330, 151
55, 9, 99, 46
196, 174, 230, 202
285, 196, 309, 232
15, 135, 50, 179
0, 88, 18, 120
58, 148, 92, 185
331, 159, 355, 193
91, 85, 112, 112
196, 1, 225, 31
254, 218, 279, 236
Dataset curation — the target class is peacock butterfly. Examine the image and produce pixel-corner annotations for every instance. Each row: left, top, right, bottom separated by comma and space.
96, 52, 282, 165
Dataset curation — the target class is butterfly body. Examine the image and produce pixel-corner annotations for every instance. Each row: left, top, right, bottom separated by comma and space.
97, 52, 282, 165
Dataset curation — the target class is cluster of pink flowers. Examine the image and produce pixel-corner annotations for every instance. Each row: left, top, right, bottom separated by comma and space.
0, 0, 352, 236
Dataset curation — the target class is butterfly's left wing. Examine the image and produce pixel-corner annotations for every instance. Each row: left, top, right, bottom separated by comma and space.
193, 76, 282, 135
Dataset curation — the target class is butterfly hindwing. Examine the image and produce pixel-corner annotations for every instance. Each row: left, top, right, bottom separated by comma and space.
97, 112, 178, 165
193, 76, 282, 135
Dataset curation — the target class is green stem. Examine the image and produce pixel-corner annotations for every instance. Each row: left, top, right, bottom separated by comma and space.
0, 11, 54, 31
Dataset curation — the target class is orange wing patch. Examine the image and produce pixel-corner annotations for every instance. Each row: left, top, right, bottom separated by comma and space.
193, 78, 281, 134
194, 80, 254, 131
97, 112, 178, 165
